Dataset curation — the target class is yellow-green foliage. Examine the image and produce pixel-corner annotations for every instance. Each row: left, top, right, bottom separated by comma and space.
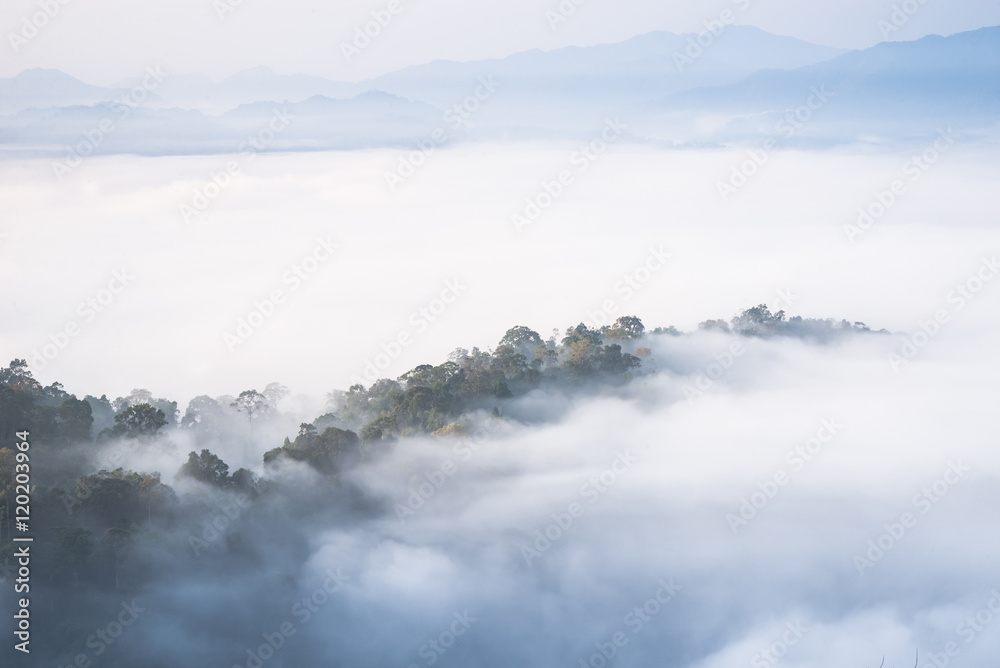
432, 423, 467, 438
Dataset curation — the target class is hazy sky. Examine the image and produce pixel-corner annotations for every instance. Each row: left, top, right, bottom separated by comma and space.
2, 6, 999, 662
2, 0, 999, 84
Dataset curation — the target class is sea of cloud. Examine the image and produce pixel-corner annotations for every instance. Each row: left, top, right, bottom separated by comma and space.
2, 139, 999, 666
1, 141, 997, 404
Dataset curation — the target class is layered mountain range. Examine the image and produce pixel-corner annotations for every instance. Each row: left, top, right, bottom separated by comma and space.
1, 25, 997, 155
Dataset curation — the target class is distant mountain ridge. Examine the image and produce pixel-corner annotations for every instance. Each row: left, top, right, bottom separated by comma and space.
662, 26, 1000, 118
0, 26, 997, 154
0, 68, 148, 115
0, 91, 444, 156
360, 26, 846, 107
638, 25, 1000, 144
1, 26, 845, 116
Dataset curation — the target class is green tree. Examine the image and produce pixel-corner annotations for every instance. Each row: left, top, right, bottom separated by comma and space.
596, 343, 642, 376
72, 469, 174, 528
180, 395, 227, 435
498, 326, 544, 356
360, 414, 397, 443
112, 403, 167, 439
177, 449, 230, 487
698, 319, 731, 333
230, 468, 259, 496
0, 359, 42, 394
112, 389, 152, 412
85, 394, 116, 434
113, 389, 179, 426
57, 396, 94, 441
265, 426, 361, 474
731, 304, 785, 335
102, 527, 132, 590
0, 448, 14, 545
51, 526, 94, 586
606, 315, 645, 341
560, 324, 604, 378
263, 382, 290, 408
231, 390, 269, 425
0, 360, 47, 438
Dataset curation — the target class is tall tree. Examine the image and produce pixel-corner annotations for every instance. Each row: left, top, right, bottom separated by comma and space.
57, 397, 94, 441
231, 390, 269, 426
84, 394, 116, 434
606, 315, 645, 340
112, 404, 167, 439
177, 449, 230, 487
102, 527, 132, 590
180, 395, 227, 437
498, 326, 544, 356
0, 448, 14, 545
51, 526, 94, 587
113, 389, 179, 426
263, 382, 290, 408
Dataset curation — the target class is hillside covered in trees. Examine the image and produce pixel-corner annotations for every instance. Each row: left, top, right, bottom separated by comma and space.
0, 306, 882, 665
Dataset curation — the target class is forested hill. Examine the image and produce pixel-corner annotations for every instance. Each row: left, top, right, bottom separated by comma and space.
2, 306, 880, 466
0, 305, 883, 663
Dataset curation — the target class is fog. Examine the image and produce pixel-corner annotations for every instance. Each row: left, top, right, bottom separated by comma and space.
1, 142, 998, 407
3, 4, 999, 666
4, 323, 999, 667
2, 143, 998, 666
